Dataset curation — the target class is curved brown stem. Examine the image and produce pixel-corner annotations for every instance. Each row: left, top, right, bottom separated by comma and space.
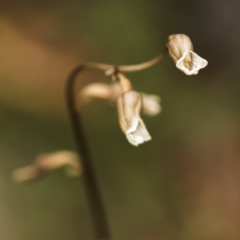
78, 47, 168, 73
65, 48, 167, 239
118, 47, 168, 72
66, 65, 111, 240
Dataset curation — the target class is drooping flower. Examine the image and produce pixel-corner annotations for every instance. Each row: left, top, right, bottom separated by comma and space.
77, 82, 161, 116
166, 34, 208, 75
117, 90, 151, 146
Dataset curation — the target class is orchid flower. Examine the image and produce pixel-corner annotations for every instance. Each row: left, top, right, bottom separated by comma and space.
117, 91, 151, 146
77, 82, 161, 116
166, 34, 208, 75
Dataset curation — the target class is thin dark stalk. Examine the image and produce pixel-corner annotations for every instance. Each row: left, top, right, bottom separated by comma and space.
66, 65, 111, 240
65, 50, 167, 239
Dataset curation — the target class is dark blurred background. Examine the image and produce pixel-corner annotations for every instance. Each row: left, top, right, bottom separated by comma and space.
1, 0, 240, 239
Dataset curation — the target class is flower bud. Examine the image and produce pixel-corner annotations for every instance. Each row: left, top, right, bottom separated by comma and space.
117, 91, 151, 146
166, 34, 208, 75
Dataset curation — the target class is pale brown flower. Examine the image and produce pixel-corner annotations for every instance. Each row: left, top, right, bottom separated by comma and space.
12, 151, 82, 183
77, 82, 161, 116
166, 34, 208, 75
117, 91, 151, 146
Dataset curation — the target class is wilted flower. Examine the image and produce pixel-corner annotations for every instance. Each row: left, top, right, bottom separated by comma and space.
77, 82, 161, 116
166, 34, 208, 75
12, 151, 82, 183
117, 91, 151, 146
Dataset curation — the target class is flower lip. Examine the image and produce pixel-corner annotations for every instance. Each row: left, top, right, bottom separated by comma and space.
125, 118, 152, 146
176, 51, 208, 75
166, 34, 208, 75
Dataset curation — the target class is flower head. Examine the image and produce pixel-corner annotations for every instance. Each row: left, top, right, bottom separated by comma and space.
117, 91, 151, 146
166, 34, 208, 75
77, 82, 161, 117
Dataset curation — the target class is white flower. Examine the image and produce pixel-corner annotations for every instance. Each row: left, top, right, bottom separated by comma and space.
77, 82, 161, 116
166, 34, 208, 75
117, 91, 151, 146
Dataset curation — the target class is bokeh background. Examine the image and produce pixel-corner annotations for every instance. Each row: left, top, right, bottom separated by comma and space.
1, 0, 240, 239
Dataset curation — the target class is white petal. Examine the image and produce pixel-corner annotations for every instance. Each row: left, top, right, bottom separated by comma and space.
176, 51, 208, 75
125, 118, 151, 146
190, 51, 208, 69
126, 133, 143, 146
135, 119, 152, 142
126, 117, 139, 135
141, 93, 162, 116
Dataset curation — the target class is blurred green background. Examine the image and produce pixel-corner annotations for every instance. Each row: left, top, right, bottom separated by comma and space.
1, 0, 240, 239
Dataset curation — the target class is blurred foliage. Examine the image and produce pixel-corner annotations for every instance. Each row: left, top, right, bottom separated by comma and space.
0, 0, 240, 239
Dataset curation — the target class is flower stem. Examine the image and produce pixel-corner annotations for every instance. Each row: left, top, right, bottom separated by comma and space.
65, 48, 167, 239
118, 47, 168, 72
66, 65, 111, 240
74, 47, 168, 73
